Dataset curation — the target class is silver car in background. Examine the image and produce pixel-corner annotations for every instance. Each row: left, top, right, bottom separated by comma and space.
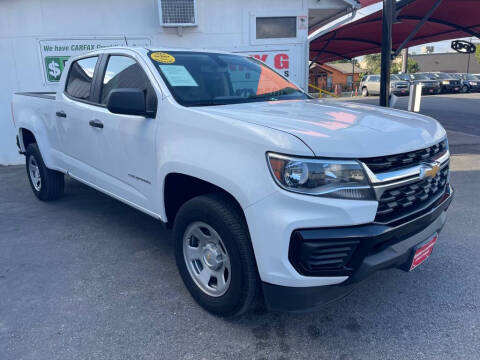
360, 74, 410, 96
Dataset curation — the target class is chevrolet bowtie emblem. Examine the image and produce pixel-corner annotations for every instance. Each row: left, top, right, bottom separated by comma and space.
419, 162, 440, 179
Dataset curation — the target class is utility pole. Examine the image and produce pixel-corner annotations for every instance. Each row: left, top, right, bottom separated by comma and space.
401, 48, 409, 73
380, 0, 394, 107
466, 37, 473, 73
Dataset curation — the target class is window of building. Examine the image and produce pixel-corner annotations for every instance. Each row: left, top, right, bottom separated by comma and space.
256, 17, 297, 39
101, 55, 157, 113
347, 75, 353, 87
327, 75, 332, 89
65, 56, 98, 100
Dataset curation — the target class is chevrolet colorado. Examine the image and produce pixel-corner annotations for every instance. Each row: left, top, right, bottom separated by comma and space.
11, 47, 453, 316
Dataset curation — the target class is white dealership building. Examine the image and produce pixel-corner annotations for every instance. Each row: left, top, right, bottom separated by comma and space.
0, 0, 358, 165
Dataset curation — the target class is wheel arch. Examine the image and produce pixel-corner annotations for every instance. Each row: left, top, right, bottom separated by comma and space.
18, 127, 37, 152
163, 172, 247, 228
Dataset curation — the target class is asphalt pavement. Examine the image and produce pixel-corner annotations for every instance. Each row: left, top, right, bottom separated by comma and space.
1, 93, 479, 360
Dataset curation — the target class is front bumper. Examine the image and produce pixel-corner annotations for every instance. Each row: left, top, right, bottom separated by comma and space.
262, 184, 453, 312
421, 86, 439, 94
392, 88, 409, 96
441, 84, 460, 92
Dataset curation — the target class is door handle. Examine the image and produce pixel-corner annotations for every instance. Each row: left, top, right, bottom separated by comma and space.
56, 111, 67, 118
89, 119, 104, 129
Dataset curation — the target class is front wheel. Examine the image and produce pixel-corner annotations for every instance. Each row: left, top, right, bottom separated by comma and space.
361, 87, 369, 97
461, 85, 469, 93
173, 193, 260, 317
26, 143, 64, 201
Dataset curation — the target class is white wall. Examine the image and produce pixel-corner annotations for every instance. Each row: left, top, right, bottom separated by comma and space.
0, 0, 342, 165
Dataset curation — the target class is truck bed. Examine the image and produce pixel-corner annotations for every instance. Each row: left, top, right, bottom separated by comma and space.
15, 92, 55, 100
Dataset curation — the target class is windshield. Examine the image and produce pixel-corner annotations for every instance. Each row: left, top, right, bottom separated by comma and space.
432, 73, 452, 80
412, 74, 430, 80
148, 51, 308, 106
466, 74, 478, 80
396, 74, 410, 81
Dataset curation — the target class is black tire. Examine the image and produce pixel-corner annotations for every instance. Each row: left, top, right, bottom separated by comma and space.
173, 193, 260, 317
361, 87, 369, 97
26, 143, 64, 201
461, 85, 469, 93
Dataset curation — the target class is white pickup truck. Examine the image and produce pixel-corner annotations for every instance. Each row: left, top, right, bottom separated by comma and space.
11, 47, 453, 316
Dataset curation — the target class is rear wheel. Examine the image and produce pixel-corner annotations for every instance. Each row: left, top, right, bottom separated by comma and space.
361, 87, 369, 96
173, 193, 260, 317
26, 143, 64, 201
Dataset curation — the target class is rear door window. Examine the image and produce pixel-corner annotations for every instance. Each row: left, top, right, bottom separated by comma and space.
100, 55, 157, 113
65, 56, 99, 100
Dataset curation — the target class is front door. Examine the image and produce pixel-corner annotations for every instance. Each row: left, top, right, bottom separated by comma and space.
91, 54, 159, 212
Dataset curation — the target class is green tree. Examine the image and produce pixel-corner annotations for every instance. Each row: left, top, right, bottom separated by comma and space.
391, 58, 419, 74
364, 53, 419, 74
363, 54, 382, 74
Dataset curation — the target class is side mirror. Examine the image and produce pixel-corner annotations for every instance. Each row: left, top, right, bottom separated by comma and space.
106, 88, 153, 117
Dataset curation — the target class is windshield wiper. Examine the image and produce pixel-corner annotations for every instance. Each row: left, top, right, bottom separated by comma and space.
247, 95, 279, 101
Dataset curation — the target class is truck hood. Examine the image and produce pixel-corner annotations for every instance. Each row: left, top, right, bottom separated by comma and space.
193, 99, 446, 158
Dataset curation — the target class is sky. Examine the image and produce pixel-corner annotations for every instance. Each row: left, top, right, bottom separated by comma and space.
409, 37, 477, 54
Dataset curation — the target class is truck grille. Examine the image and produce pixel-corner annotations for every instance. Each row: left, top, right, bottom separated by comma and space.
360, 140, 447, 174
375, 165, 449, 224
289, 234, 359, 275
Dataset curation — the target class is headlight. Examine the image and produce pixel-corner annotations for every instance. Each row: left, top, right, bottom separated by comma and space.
267, 153, 374, 200
442, 80, 449, 85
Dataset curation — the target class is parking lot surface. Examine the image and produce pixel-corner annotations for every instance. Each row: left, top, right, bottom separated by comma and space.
1, 94, 479, 360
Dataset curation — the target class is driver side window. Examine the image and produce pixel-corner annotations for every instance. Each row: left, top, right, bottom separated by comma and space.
100, 55, 157, 113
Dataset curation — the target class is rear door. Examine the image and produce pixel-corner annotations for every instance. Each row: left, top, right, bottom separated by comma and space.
371, 76, 381, 94
90, 53, 159, 211
56, 55, 103, 183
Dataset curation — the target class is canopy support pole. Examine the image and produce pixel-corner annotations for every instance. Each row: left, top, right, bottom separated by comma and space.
393, 0, 444, 57
380, 0, 393, 107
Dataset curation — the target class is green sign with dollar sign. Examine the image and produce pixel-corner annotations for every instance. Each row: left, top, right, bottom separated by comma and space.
44, 56, 70, 82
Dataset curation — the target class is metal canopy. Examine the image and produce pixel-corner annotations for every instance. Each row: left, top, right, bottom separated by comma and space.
310, 0, 480, 64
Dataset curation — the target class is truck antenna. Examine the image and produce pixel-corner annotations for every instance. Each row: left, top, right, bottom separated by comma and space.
124, 35, 129, 46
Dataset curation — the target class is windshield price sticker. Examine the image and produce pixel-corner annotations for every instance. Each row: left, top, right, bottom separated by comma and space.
159, 65, 198, 87
151, 52, 176, 64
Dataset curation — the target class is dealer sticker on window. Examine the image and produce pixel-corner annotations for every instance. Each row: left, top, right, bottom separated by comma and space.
150, 52, 176, 64
159, 65, 199, 87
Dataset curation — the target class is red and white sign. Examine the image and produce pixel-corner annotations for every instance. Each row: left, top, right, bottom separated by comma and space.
239, 51, 291, 78
410, 233, 438, 271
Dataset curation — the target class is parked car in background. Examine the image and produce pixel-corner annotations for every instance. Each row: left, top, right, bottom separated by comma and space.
451, 73, 480, 93
360, 74, 409, 96
409, 73, 441, 95
389, 74, 410, 95
427, 72, 461, 93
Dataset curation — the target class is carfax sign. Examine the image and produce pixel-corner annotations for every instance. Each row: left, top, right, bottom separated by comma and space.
38, 38, 151, 84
